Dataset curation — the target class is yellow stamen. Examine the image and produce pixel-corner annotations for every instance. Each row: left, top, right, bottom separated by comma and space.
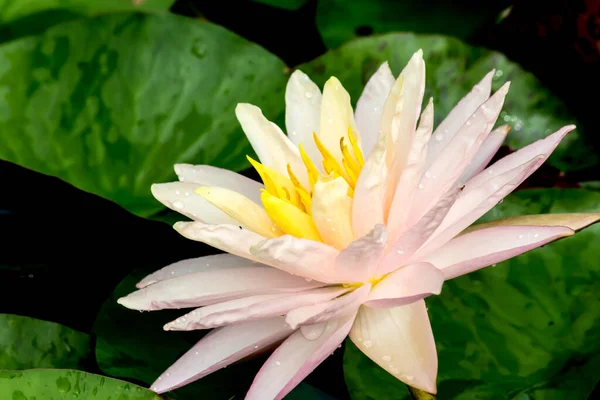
247, 156, 301, 208
260, 190, 322, 241
298, 144, 320, 190
340, 137, 361, 183
313, 132, 352, 186
287, 164, 312, 214
348, 126, 364, 166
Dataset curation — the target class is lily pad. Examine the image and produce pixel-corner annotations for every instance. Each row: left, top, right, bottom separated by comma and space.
0, 369, 162, 400
344, 188, 600, 399
0, 13, 288, 217
0, 314, 92, 370
316, 0, 512, 49
300, 33, 597, 172
254, 0, 309, 11
0, 0, 173, 24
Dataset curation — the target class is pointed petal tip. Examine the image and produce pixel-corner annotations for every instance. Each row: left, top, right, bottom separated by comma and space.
416, 48, 423, 57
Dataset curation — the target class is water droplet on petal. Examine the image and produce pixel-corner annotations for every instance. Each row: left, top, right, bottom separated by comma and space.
363, 340, 373, 348
382, 355, 392, 362
405, 375, 414, 381
466, 120, 471, 126
435, 134, 444, 142
175, 189, 181, 195
534, 233, 539, 238
396, 249, 404, 254
195, 351, 199, 355
491, 264, 497, 267
170, 271, 175, 275
418, 183, 424, 189
301, 323, 327, 340
173, 201, 184, 209
305, 91, 313, 99
275, 361, 281, 366
425, 171, 431, 178
518, 234, 525, 239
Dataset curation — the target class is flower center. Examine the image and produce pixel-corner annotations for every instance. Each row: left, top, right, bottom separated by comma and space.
248, 127, 364, 242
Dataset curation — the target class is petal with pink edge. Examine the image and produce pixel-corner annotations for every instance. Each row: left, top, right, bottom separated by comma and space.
151, 182, 239, 225
173, 164, 263, 204
466, 125, 575, 189
355, 62, 395, 157
136, 254, 256, 289
425, 70, 494, 166
461, 213, 600, 234
459, 124, 511, 184
246, 313, 356, 400
286, 284, 370, 328
417, 155, 545, 257
165, 287, 349, 331
249, 235, 351, 283
285, 70, 322, 166
349, 301, 438, 394
406, 82, 509, 227
151, 317, 293, 394
117, 265, 323, 311
335, 224, 387, 283
379, 189, 459, 275
423, 225, 574, 280
364, 263, 444, 308
387, 98, 434, 242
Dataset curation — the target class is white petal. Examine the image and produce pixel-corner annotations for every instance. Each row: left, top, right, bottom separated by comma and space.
350, 302, 437, 394
355, 62, 395, 157
151, 182, 239, 225
173, 164, 263, 204
236, 103, 309, 187
458, 124, 510, 184
285, 70, 322, 166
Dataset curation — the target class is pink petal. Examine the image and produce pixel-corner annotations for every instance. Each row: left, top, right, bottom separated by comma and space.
335, 225, 387, 283
285, 70, 322, 166
249, 235, 350, 283
173, 164, 263, 205
422, 225, 574, 280
379, 189, 459, 275
355, 62, 395, 157
466, 125, 575, 189
425, 70, 494, 166
151, 182, 239, 225
350, 301, 437, 394
173, 221, 264, 259
286, 284, 370, 329
364, 262, 444, 308
388, 50, 426, 187
352, 130, 389, 239
406, 82, 509, 227
245, 314, 356, 400
459, 124, 511, 184
151, 317, 293, 394
136, 254, 255, 289
164, 287, 349, 331
235, 103, 309, 187
117, 265, 323, 311
387, 98, 434, 242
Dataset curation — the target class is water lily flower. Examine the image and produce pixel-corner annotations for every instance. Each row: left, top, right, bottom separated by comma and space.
118, 49, 600, 399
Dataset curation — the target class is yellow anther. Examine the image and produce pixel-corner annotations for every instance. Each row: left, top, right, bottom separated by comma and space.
298, 144, 320, 190
342, 157, 358, 188
313, 132, 352, 186
247, 156, 301, 207
340, 137, 361, 182
287, 164, 312, 214
347, 126, 365, 166
261, 190, 321, 241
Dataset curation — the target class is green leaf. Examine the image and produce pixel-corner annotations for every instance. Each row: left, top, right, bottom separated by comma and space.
0, 369, 162, 400
0, 13, 288, 218
344, 188, 600, 399
316, 0, 512, 49
92, 270, 258, 399
254, 0, 309, 11
0, 0, 173, 24
0, 314, 91, 370
299, 33, 597, 171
